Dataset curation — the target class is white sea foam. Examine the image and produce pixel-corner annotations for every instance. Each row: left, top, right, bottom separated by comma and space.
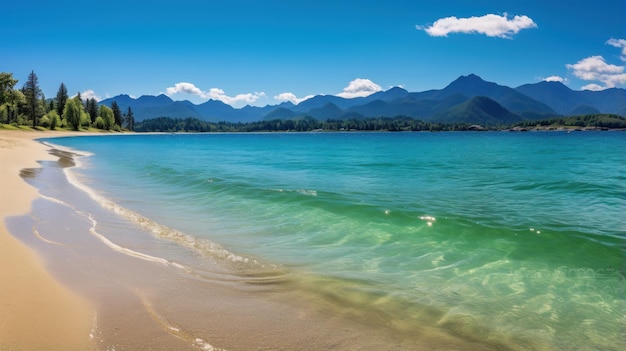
297, 189, 317, 196
32, 227, 64, 246
40, 140, 94, 158
136, 291, 225, 351
61, 159, 256, 267
86, 213, 187, 269
40, 190, 188, 269
39, 193, 72, 207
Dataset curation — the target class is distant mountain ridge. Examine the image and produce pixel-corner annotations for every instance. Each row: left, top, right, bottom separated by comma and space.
100, 74, 626, 125
515, 81, 626, 115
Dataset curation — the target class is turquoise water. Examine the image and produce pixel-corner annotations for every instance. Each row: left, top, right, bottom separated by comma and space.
43, 132, 625, 350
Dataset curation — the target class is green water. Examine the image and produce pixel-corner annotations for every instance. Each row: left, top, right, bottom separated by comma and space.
43, 132, 625, 350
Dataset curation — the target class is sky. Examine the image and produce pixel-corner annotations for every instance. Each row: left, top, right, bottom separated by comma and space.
3, 0, 625, 108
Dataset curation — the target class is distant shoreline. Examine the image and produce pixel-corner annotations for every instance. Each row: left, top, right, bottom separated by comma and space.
2, 125, 624, 138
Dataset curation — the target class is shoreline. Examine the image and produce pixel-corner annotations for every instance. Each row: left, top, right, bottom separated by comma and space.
0, 129, 95, 350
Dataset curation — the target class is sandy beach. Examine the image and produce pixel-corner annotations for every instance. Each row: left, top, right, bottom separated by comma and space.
0, 129, 95, 350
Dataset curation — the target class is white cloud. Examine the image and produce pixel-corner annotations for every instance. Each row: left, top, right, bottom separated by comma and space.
417, 13, 537, 39
543, 75, 566, 83
606, 38, 626, 61
165, 82, 265, 106
80, 89, 101, 101
273, 92, 315, 105
206, 88, 266, 106
566, 55, 626, 89
337, 78, 382, 98
166, 82, 203, 96
581, 83, 605, 91
566, 56, 622, 78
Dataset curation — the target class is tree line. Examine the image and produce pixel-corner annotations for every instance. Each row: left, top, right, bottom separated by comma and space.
0, 71, 135, 131
135, 116, 499, 132
514, 114, 626, 129
136, 114, 626, 133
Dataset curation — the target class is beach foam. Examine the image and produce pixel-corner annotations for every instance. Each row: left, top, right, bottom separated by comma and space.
56, 150, 262, 269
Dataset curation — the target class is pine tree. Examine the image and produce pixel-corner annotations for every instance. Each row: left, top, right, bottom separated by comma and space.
85, 98, 98, 123
55, 83, 68, 116
22, 70, 42, 127
40, 93, 48, 114
111, 101, 122, 127
125, 106, 135, 131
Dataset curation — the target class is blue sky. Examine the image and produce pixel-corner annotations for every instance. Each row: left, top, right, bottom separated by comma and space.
3, 0, 625, 107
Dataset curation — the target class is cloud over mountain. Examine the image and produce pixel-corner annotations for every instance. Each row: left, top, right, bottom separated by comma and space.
78, 89, 101, 101
566, 55, 626, 90
274, 92, 315, 105
417, 13, 537, 38
337, 78, 382, 98
165, 82, 265, 106
543, 76, 566, 83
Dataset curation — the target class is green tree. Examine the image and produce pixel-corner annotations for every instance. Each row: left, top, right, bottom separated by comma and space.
47, 110, 60, 130
22, 70, 43, 127
39, 115, 50, 128
125, 106, 134, 130
80, 110, 91, 128
99, 104, 114, 130
55, 83, 68, 116
75, 91, 82, 106
85, 98, 98, 123
94, 116, 105, 129
0, 72, 18, 105
40, 93, 48, 114
63, 97, 83, 130
0, 72, 19, 124
8, 90, 25, 124
111, 101, 122, 127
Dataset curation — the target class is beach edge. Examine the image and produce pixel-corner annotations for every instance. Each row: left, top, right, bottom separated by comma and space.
0, 129, 96, 350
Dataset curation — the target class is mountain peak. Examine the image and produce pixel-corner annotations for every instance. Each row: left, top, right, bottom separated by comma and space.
364, 86, 409, 103
387, 86, 409, 93
440, 74, 498, 97
448, 74, 489, 87
463, 73, 483, 80
526, 80, 569, 89
137, 94, 174, 103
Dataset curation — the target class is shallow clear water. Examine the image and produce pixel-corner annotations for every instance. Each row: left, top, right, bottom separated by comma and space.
42, 132, 625, 350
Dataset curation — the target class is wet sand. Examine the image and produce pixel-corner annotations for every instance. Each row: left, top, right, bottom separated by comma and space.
0, 129, 94, 350
1, 129, 504, 351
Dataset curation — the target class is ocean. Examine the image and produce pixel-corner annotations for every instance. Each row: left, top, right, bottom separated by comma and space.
32, 131, 624, 350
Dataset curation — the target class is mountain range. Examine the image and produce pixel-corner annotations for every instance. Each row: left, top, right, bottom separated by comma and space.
100, 74, 626, 125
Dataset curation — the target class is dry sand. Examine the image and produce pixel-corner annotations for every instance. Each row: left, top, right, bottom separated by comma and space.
0, 129, 95, 351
